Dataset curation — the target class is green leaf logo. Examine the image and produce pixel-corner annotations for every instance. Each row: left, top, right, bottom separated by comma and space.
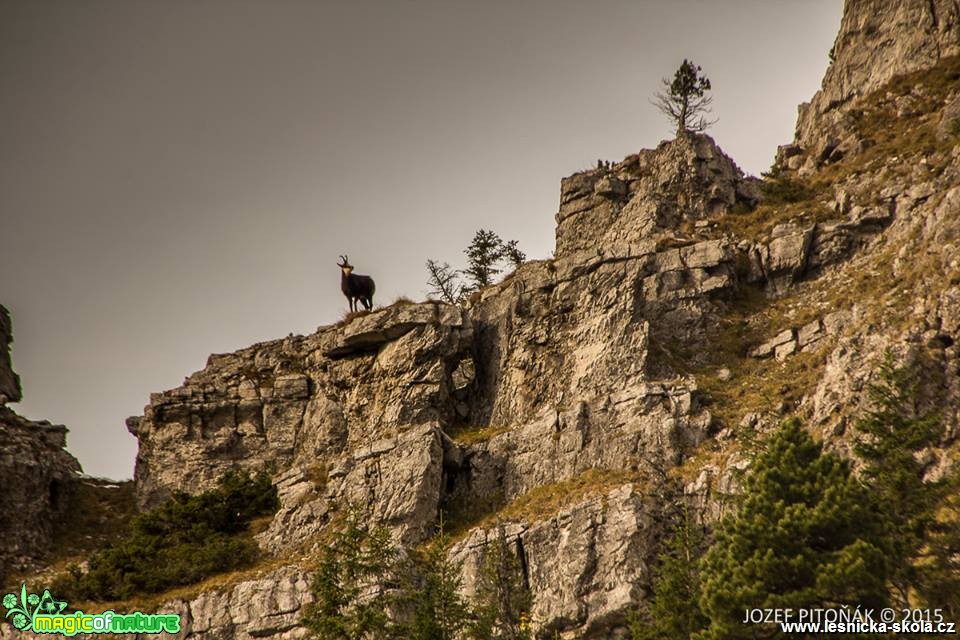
2, 584, 66, 632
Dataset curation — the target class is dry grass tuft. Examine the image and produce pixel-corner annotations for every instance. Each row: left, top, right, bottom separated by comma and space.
446, 424, 510, 445
445, 468, 647, 543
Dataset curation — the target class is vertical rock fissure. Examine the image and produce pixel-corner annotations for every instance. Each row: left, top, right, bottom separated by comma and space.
515, 534, 531, 592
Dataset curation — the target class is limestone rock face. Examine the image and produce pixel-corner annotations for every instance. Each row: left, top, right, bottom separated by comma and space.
449, 485, 657, 639
129, 302, 470, 545
121, 135, 751, 637
172, 567, 313, 640
794, 0, 960, 163
0, 306, 21, 405
0, 409, 81, 580
555, 134, 758, 257
0, 306, 81, 582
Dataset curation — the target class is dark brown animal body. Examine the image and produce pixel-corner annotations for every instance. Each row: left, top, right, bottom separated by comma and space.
338, 255, 375, 312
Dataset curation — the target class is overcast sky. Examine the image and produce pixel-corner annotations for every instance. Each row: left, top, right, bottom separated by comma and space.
0, 0, 842, 480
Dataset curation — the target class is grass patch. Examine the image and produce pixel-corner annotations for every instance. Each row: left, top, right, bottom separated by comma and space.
336, 309, 371, 326
714, 194, 833, 241
446, 468, 646, 542
759, 170, 815, 204
446, 424, 510, 445
495, 469, 643, 522
656, 277, 831, 432
809, 55, 960, 190
698, 349, 829, 430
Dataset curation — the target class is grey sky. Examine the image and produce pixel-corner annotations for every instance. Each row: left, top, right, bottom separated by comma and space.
0, 1, 842, 480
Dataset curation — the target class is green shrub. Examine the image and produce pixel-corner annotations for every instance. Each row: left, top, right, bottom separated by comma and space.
53, 470, 278, 601
758, 171, 814, 205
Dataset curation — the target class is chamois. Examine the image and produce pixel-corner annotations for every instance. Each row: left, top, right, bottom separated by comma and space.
337, 255, 376, 312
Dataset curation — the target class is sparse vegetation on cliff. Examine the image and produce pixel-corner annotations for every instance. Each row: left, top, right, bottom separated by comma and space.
50, 471, 278, 602
426, 230, 525, 303
645, 359, 960, 638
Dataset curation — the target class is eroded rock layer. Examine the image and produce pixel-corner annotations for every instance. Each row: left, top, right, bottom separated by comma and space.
0, 305, 81, 582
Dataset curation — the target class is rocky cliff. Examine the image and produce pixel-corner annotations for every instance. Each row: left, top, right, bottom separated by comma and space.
786, 0, 960, 173
0, 305, 82, 584
6, 0, 960, 637
0, 306, 21, 405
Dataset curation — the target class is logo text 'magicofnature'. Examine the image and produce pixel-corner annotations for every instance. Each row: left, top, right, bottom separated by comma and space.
3, 585, 180, 636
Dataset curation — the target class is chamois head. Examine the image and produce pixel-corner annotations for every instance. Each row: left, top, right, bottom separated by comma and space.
337, 254, 354, 275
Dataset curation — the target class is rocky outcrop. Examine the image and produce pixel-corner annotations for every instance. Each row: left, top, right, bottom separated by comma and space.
0, 409, 81, 580
555, 134, 758, 258
790, 0, 960, 170
128, 302, 471, 546
0, 306, 21, 405
451, 386, 704, 511
0, 306, 81, 582
121, 137, 753, 636
166, 567, 313, 640
450, 485, 657, 639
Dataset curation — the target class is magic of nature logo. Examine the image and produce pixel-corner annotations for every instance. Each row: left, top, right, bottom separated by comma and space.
3, 584, 180, 636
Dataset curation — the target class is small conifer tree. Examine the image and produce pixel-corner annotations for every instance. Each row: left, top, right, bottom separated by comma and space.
630, 506, 707, 640
918, 486, 960, 619
500, 240, 526, 269
403, 517, 472, 640
653, 59, 716, 136
470, 525, 533, 640
698, 419, 888, 640
302, 506, 403, 640
463, 229, 506, 292
851, 352, 953, 609
425, 231, 525, 300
